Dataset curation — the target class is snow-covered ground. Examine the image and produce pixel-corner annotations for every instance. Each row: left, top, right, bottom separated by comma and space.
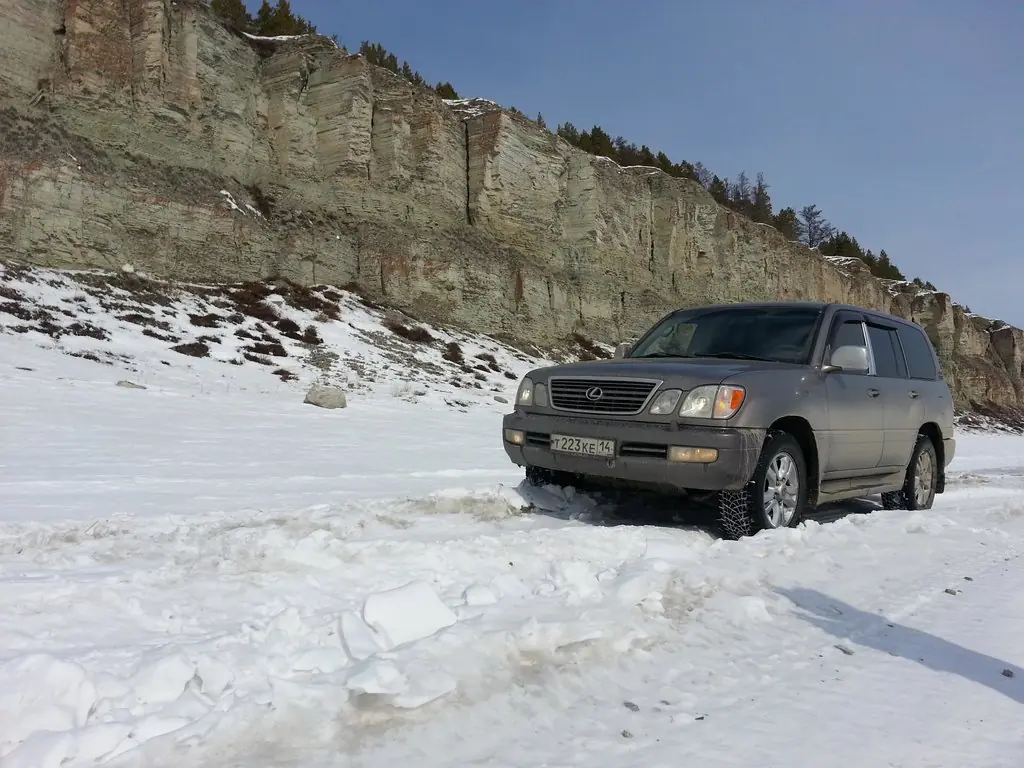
2, 263, 1023, 767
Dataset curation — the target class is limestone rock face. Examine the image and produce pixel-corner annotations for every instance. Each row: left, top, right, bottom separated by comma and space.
0, 0, 1020, 414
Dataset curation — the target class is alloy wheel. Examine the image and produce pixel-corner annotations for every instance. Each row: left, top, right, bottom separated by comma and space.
914, 448, 934, 507
763, 451, 800, 528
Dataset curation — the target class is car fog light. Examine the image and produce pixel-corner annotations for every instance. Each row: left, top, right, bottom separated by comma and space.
668, 446, 719, 463
504, 429, 526, 445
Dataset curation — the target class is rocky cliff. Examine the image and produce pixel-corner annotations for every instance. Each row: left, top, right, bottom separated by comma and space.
1, 0, 1021, 416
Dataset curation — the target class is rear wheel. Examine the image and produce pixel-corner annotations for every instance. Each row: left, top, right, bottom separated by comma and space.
716, 431, 808, 540
881, 434, 937, 511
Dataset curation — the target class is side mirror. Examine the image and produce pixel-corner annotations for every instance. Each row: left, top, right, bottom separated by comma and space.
613, 343, 631, 359
824, 344, 870, 374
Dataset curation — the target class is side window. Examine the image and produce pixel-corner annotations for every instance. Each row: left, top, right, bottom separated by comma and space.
825, 318, 867, 371
831, 319, 866, 351
866, 325, 903, 378
896, 325, 938, 380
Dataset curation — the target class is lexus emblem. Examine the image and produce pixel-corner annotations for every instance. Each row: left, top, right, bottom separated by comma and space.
585, 386, 604, 401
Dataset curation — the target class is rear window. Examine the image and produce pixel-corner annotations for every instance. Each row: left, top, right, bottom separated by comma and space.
896, 324, 938, 380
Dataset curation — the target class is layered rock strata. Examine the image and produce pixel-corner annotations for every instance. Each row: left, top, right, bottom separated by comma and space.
0, 0, 1020, 413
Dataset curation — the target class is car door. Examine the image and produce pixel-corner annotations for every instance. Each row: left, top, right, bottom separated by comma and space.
894, 322, 945, 460
821, 311, 884, 477
865, 320, 919, 470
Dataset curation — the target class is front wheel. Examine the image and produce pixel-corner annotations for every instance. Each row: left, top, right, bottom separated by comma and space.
525, 465, 576, 488
716, 432, 808, 540
881, 434, 937, 511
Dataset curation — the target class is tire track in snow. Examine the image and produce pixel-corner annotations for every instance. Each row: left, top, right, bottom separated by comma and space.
3, 467, 1024, 766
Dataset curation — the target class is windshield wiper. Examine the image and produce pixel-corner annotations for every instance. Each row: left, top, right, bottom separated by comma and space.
698, 352, 777, 362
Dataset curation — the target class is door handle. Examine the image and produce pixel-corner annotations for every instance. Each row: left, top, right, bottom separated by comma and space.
908, 390, 919, 399
867, 388, 880, 398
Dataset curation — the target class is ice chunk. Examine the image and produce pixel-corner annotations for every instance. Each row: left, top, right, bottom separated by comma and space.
130, 649, 196, 705
193, 655, 234, 698
345, 659, 407, 696
463, 583, 499, 606
391, 670, 457, 709
361, 581, 458, 650
0, 654, 98, 749
1, 731, 75, 768
293, 647, 351, 674
339, 610, 386, 661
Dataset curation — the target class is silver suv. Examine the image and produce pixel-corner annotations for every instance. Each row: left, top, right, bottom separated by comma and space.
502, 301, 956, 539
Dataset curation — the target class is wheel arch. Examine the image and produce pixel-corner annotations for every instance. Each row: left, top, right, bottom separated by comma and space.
767, 415, 820, 506
918, 421, 945, 493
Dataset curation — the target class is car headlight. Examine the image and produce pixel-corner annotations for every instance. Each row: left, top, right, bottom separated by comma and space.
648, 389, 682, 415
515, 377, 535, 406
534, 382, 548, 408
678, 384, 746, 419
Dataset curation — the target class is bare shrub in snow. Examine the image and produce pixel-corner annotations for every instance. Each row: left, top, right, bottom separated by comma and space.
189, 313, 222, 328
246, 341, 287, 357
171, 341, 210, 358
274, 317, 305, 341
280, 281, 340, 320
306, 345, 339, 374
302, 324, 322, 344
142, 328, 179, 342
475, 352, 503, 372
66, 321, 108, 340
572, 332, 610, 361
442, 341, 464, 364
341, 281, 383, 310
384, 317, 435, 344
230, 281, 279, 322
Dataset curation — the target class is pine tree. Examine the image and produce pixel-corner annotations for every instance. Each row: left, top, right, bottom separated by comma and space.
772, 207, 802, 242
210, 0, 252, 29
708, 176, 730, 206
731, 171, 752, 210
799, 204, 834, 249
692, 162, 712, 188
435, 82, 459, 100
751, 172, 772, 224
254, 0, 275, 33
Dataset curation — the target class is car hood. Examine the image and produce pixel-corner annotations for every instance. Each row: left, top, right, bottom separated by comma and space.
532, 357, 799, 387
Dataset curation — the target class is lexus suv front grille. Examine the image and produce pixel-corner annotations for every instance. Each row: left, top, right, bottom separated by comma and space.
548, 377, 660, 415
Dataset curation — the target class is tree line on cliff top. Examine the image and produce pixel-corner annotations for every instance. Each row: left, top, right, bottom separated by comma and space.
211, 0, 935, 292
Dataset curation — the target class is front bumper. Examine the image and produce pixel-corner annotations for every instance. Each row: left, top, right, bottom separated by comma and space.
502, 411, 765, 492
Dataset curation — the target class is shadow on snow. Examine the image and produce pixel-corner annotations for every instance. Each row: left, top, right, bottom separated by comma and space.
778, 586, 1024, 705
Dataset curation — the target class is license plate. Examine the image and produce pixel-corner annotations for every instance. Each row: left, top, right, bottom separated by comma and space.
549, 434, 615, 458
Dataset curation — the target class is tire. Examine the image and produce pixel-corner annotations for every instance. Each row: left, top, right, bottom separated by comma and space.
880, 434, 938, 511
716, 431, 809, 540
525, 465, 575, 488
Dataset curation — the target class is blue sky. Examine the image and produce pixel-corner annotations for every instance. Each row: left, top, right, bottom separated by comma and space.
262, 1, 1023, 326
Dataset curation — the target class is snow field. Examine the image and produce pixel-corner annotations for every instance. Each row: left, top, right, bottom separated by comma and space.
2, 262, 1023, 766
2, 428, 1022, 766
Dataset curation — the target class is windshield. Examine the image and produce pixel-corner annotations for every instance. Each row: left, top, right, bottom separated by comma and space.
629, 305, 823, 364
